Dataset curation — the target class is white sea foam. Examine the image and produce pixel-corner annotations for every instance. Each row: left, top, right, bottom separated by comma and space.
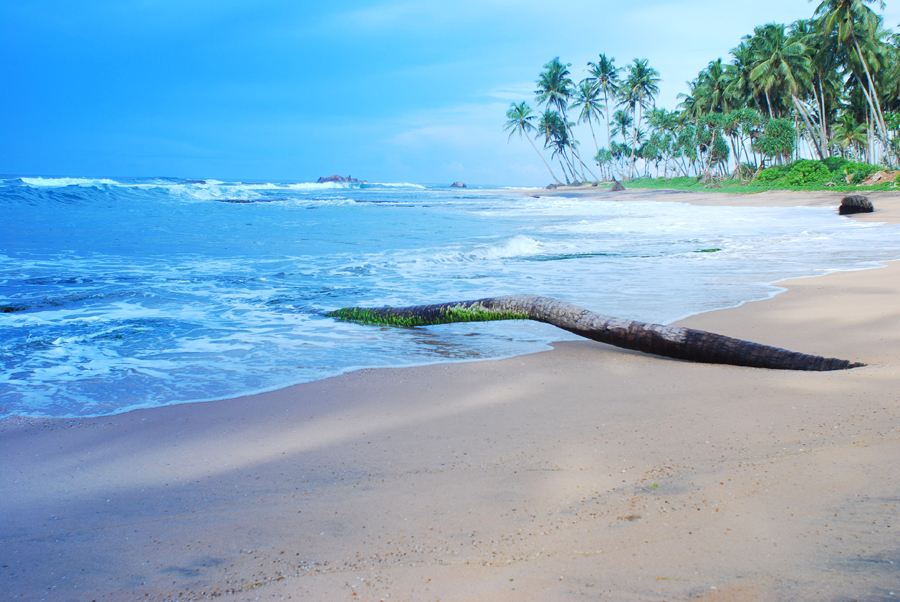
21, 176, 121, 187
475, 235, 545, 260
368, 182, 427, 189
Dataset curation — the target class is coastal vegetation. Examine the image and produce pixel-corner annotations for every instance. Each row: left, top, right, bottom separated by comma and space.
504, 0, 900, 190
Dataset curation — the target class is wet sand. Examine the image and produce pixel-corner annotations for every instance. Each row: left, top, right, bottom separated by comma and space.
2, 190, 900, 601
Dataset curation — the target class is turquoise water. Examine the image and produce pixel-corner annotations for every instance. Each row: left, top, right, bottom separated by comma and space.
2, 176, 899, 417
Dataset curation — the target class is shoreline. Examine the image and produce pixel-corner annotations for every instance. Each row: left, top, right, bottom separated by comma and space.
5, 188, 898, 423
3, 190, 900, 600
515, 184, 900, 221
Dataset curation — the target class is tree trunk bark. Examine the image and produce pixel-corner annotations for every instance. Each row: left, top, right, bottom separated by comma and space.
792, 96, 825, 161
816, 78, 828, 156
604, 92, 612, 151
854, 38, 888, 139
329, 296, 862, 371
527, 135, 562, 184
557, 157, 571, 184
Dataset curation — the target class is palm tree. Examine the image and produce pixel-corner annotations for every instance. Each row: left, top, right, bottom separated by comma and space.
539, 110, 575, 183
585, 54, 621, 149
620, 58, 661, 177
331, 296, 861, 371
813, 0, 887, 141
611, 109, 633, 143
535, 58, 598, 182
571, 80, 605, 154
535, 57, 573, 115
725, 40, 759, 111
748, 23, 811, 119
694, 59, 731, 115
504, 102, 562, 184
833, 112, 868, 158
797, 17, 844, 154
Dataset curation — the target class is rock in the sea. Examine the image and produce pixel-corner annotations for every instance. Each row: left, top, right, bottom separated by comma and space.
610, 180, 625, 192
839, 195, 874, 215
450, 182, 466, 188
316, 175, 367, 184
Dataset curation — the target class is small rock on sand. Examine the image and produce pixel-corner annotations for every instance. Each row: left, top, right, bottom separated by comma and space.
839, 195, 874, 215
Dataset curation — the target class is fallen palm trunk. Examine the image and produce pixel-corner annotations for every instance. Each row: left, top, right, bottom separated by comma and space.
328, 295, 863, 371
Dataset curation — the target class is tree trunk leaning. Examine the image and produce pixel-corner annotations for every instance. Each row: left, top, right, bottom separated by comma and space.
328, 295, 863, 371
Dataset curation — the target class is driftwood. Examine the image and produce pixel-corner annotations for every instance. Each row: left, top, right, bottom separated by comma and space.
329, 295, 863, 371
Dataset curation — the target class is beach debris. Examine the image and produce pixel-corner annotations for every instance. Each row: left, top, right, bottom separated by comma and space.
839, 195, 874, 215
316, 175, 367, 184
450, 181, 467, 188
329, 295, 864, 371
610, 180, 625, 192
860, 170, 899, 186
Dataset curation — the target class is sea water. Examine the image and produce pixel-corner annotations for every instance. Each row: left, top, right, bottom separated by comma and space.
2, 176, 900, 418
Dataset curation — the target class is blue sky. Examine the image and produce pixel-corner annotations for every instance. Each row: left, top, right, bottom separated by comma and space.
3, 0, 899, 185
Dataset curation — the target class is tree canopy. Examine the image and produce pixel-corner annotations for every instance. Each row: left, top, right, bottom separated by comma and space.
505, 0, 900, 184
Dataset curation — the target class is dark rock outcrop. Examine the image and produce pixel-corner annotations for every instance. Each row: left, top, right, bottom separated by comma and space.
546, 184, 558, 190
610, 180, 626, 192
316, 175, 367, 184
839, 195, 874, 215
450, 182, 466, 188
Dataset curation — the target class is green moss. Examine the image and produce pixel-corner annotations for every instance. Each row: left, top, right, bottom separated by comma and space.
328, 304, 530, 327
694, 248, 721, 253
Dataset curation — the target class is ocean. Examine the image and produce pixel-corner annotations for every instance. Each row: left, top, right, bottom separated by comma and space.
3, 176, 900, 418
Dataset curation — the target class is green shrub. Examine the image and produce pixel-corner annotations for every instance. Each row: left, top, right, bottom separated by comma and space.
783, 159, 831, 186
829, 170, 849, 184
822, 156, 849, 172
756, 164, 790, 182
844, 162, 878, 185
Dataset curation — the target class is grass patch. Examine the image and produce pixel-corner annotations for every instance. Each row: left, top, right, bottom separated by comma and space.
614, 160, 897, 194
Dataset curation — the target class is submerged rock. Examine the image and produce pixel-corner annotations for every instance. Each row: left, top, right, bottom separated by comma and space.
839, 195, 874, 215
450, 182, 466, 188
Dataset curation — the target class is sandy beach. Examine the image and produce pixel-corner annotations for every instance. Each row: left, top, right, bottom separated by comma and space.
3, 190, 900, 601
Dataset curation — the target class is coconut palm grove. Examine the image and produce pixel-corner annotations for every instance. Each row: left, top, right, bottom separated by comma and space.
505, 0, 900, 191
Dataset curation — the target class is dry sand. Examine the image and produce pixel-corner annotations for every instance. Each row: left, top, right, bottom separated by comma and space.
2, 191, 900, 601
